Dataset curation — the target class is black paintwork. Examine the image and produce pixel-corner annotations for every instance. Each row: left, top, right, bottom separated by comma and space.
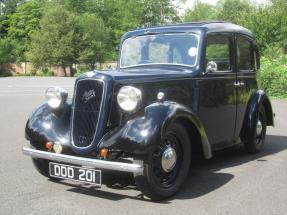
25, 22, 274, 160
25, 102, 73, 154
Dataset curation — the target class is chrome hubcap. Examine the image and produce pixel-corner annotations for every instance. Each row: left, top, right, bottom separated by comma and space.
256, 119, 263, 137
161, 147, 177, 173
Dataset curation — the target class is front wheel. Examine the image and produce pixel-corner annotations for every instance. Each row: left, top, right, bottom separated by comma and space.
134, 123, 191, 201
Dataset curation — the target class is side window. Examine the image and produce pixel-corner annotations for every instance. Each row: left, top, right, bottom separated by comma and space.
237, 36, 253, 71
206, 34, 232, 71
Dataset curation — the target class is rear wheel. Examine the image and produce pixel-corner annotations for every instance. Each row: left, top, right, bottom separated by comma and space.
134, 123, 191, 201
244, 106, 267, 153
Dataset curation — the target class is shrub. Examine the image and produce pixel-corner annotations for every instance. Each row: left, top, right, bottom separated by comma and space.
74, 65, 91, 77
41, 68, 54, 76
258, 55, 287, 98
0, 69, 12, 77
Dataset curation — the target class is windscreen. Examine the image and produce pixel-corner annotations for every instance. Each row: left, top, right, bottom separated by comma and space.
120, 34, 199, 68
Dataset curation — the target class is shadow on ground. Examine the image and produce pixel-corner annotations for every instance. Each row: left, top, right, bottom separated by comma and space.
51, 135, 287, 202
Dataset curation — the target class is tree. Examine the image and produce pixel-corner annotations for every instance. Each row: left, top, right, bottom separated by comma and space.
7, 0, 42, 62
95, 0, 143, 59
78, 13, 108, 70
0, 0, 25, 36
269, 0, 287, 52
217, 0, 254, 23
141, 0, 179, 26
0, 38, 17, 75
51, 0, 100, 14
238, 0, 287, 52
0, 38, 15, 63
183, 1, 217, 22
28, 5, 81, 75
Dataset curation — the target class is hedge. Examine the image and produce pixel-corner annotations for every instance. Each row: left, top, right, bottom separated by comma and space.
258, 55, 287, 98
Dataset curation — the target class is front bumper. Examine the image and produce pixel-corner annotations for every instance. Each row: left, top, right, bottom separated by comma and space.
22, 147, 143, 173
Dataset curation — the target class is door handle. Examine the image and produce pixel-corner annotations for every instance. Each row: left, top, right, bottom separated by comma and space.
234, 81, 240, 87
234, 81, 245, 87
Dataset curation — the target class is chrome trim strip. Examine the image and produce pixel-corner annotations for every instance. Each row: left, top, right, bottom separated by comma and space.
71, 78, 105, 149
23, 147, 143, 173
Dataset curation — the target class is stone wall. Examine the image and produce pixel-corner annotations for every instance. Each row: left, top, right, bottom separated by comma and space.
0, 62, 118, 76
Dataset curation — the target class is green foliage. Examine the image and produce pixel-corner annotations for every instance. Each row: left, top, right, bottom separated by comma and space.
28, 5, 81, 72
96, 0, 143, 58
217, 0, 254, 23
78, 13, 108, 70
184, 1, 217, 22
74, 65, 91, 77
7, 1, 42, 41
7, 0, 42, 62
262, 43, 285, 60
40, 67, 54, 76
58, 0, 99, 14
141, 0, 179, 25
258, 55, 287, 98
0, 38, 15, 63
0, 70, 12, 77
0, 0, 25, 36
238, 0, 287, 51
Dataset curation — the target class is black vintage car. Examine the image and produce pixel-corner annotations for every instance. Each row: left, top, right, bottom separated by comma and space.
23, 21, 274, 201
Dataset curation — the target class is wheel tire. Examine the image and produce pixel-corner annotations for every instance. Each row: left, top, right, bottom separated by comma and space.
32, 158, 59, 181
134, 123, 191, 201
244, 106, 267, 153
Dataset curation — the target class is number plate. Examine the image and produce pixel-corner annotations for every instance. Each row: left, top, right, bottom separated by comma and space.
49, 162, 101, 186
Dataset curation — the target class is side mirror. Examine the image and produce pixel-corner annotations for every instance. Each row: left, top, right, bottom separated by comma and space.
205, 61, 218, 74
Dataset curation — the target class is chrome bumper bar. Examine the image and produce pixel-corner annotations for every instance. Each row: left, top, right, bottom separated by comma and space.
22, 147, 143, 173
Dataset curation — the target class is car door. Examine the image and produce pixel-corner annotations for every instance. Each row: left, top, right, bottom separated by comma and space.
234, 34, 258, 138
198, 33, 237, 149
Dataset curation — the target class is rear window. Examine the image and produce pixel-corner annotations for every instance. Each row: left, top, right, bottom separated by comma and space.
237, 36, 253, 71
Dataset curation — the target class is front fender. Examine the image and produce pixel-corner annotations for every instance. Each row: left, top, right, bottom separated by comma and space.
99, 101, 212, 159
25, 102, 72, 151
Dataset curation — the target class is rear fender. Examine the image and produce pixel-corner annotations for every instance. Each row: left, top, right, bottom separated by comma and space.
240, 90, 274, 142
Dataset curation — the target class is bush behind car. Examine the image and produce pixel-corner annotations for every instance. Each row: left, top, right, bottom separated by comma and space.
258, 54, 287, 99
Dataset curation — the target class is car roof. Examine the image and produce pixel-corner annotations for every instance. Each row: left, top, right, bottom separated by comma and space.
122, 21, 254, 39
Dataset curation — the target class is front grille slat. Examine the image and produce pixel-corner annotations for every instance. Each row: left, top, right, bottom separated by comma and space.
72, 79, 104, 148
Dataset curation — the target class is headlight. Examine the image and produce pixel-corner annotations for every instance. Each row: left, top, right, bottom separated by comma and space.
117, 86, 142, 111
45, 86, 68, 109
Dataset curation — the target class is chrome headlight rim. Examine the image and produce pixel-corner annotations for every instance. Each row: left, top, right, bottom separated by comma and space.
45, 86, 68, 109
117, 86, 142, 112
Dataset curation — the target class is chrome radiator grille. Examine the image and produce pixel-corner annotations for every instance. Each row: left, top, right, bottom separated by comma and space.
72, 79, 104, 148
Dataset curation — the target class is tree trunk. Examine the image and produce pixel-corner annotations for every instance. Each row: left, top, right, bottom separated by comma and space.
69, 65, 75, 77
24, 62, 27, 74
